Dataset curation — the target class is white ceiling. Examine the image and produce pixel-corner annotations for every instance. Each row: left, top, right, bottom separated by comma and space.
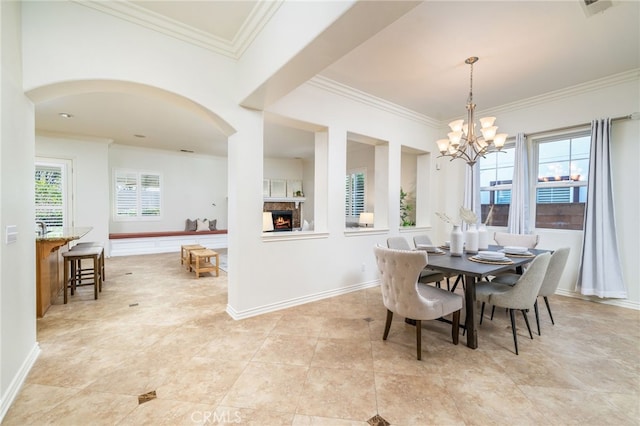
34, 0, 640, 158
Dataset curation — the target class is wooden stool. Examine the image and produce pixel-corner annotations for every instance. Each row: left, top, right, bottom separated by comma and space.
189, 249, 219, 278
62, 246, 103, 303
181, 244, 204, 270
72, 242, 105, 281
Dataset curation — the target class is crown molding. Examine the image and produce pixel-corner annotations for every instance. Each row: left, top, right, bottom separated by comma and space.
472, 68, 640, 119
74, 0, 282, 59
309, 76, 440, 128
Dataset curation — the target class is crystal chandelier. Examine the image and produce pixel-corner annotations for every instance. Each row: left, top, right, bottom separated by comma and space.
436, 57, 507, 166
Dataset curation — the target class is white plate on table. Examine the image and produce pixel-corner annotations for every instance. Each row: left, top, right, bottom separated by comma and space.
416, 244, 437, 253
477, 251, 508, 261
503, 246, 529, 255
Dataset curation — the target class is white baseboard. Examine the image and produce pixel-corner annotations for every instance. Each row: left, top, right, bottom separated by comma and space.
109, 234, 227, 257
0, 343, 41, 422
227, 280, 380, 320
555, 288, 640, 310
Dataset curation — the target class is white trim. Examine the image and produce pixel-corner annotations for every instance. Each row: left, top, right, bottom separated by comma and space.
74, 0, 282, 59
226, 280, 380, 320
309, 76, 440, 127
555, 288, 640, 311
0, 343, 41, 422
471, 69, 640, 119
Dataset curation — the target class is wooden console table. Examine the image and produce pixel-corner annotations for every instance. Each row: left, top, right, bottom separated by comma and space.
36, 227, 92, 317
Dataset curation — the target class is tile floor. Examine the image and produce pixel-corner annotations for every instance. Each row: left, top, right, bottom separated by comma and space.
4, 251, 639, 425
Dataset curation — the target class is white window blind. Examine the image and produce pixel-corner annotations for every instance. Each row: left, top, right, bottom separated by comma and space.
35, 164, 65, 227
345, 171, 365, 218
115, 170, 161, 219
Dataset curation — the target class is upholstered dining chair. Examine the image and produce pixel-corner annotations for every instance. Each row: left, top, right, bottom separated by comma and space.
476, 252, 551, 355
387, 237, 445, 287
413, 234, 463, 292
493, 232, 539, 248
491, 247, 570, 335
373, 245, 463, 360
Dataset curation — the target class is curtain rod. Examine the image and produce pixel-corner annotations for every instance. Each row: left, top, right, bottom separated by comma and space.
524, 114, 635, 138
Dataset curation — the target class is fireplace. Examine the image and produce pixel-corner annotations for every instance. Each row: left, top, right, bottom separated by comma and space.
269, 210, 293, 232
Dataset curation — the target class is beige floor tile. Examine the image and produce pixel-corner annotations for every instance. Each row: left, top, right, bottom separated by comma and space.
156, 357, 249, 405
374, 371, 465, 425
39, 390, 138, 425
221, 362, 308, 412
252, 334, 318, 366
296, 367, 377, 421
311, 338, 373, 371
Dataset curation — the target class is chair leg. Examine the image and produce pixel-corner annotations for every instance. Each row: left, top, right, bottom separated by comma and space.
509, 309, 519, 355
451, 310, 460, 345
534, 299, 541, 336
416, 319, 422, 360
490, 305, 496, 320
544, 296, 555, 325
522, 310, 533, 339
383, 309, 393, 340
446, 277, 451, 291
480, 302, 485, 324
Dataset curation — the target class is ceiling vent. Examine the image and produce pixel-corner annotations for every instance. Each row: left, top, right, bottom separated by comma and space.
580, 0, 613, 17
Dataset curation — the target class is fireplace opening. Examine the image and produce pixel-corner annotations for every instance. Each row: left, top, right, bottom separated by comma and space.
270, 210, 293, 232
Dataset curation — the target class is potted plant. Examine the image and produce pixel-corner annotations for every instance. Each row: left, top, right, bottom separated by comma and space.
400, 188, 415, 226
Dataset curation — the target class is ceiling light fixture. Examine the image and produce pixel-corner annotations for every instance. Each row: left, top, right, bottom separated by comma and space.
436, 57, 507, 166
58, 112, 73, 119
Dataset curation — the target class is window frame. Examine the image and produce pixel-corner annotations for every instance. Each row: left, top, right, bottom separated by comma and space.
531, 129, 590, 230
113, 169, 162, 221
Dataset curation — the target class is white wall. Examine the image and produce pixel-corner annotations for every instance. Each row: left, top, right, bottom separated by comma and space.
109, 145, 228, 233
35, 134, 110, 245
0, 1, 40, 420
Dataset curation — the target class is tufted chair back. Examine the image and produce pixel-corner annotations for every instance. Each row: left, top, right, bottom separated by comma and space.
374, 245, 458, 320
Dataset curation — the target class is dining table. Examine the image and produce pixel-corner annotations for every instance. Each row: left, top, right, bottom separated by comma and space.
424, 244, 550, 349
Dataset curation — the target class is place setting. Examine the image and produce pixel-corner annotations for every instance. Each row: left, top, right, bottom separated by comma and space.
468, 250, 515, 265
415, 243, 446, 255
499, 246, 536, 258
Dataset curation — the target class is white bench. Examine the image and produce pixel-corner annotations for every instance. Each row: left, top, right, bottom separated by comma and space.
108, 230, 227, 257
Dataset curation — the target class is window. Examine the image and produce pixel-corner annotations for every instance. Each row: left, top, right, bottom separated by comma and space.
114, 170, 161, 219
479, 146, 515, 226
534, 131, 590, 230
345, 169, 366, 219
35, 162, 67, 227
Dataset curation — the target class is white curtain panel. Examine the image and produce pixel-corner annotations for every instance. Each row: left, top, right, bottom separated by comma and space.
507, 133, 530, 234
463, 162, 481, 230
576, 118, 626, 298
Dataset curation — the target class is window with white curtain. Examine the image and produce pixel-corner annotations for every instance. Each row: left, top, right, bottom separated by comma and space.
534, 131, 590, 230
35, 161, 69, 228
345, 169, 366, 220
479, 146, 515, 226
114, 170, 162, 220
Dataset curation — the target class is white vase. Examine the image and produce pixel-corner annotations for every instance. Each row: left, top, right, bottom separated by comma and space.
465, 223, 479, 254
450, 225, 464, 257
477, 223, 489, 250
